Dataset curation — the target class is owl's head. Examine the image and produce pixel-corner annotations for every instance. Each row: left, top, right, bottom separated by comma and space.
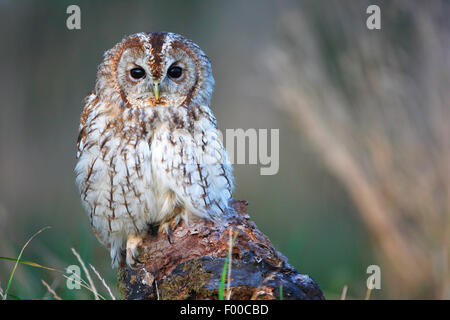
96, 32, 214, 109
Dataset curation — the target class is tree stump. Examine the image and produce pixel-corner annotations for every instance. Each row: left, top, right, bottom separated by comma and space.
118, 200, 325, 300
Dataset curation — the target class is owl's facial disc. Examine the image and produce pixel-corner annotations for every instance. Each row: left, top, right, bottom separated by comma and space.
107, 32, 213, 109
116, 47, 198, 108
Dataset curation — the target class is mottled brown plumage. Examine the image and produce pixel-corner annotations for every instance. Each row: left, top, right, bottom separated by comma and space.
75, 32, 234, 267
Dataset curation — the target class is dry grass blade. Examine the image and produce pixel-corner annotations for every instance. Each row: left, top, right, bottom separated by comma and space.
41, 279, 62, 300
71, 248, 99, 300
340, 285, 348, 300
365, 278, 375, 300
365, 287, 372, 300
0, 255, 101, 298
0, 256, 61, 273
89, 264, 116, 300
3, 226, 51, 300
61, 273, 106, 300
155, 279, 160, 300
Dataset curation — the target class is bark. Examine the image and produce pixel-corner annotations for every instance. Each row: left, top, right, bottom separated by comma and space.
118, 200, 325, 300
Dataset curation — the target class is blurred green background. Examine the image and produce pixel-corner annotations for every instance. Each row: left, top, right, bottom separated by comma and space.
0, 0, 448, 300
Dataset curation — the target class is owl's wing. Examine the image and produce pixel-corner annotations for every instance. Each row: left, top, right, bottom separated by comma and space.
151, 122, 233, 219
77, 91, 98, 159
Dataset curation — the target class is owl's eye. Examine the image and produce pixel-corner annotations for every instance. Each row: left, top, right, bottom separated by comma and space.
130, 67, 146, 80
167, 66, 183, 79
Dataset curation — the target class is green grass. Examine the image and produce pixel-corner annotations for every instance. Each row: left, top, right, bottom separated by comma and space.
0, 229, 116, 300
218, 255, 229, 300
2, 226, 51, 300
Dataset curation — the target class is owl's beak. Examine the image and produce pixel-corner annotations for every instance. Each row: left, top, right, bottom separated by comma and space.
152, 81, 160, 100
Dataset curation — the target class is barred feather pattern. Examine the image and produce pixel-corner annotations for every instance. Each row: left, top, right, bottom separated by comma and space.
75, 32, 234, 267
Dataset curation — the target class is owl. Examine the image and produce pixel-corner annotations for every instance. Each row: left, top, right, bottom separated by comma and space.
75, 32, 234, 268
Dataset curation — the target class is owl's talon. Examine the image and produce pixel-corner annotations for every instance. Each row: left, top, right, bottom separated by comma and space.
126, 234, 143, 267
126, 248, 136, 267
161, 223, 173, 244
172, 215, 181, 230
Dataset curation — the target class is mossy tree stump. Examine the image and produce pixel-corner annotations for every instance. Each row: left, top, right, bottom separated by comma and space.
118, 200, 324, 300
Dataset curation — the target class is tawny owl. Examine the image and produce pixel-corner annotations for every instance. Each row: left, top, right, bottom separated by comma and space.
75, 32, 234, 267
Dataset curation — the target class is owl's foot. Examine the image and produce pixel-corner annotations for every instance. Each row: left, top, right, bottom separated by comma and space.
160, 222, 173, 244
159, 214, 184, 244
126, 234, 143, 267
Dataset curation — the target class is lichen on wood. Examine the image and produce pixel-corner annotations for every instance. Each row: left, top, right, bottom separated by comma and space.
118, 200, 324, 300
